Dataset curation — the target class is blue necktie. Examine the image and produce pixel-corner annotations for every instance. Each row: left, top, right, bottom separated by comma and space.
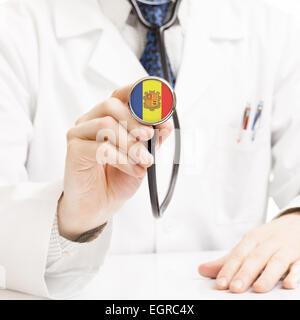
137, 0, 176, 87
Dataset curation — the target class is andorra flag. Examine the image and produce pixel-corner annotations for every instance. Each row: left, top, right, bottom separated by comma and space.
129, 78, 174, 125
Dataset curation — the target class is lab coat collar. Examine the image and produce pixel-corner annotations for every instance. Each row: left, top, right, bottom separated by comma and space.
53, 0, 191, 39
98, 0, 133, 32
53, 0, 105, 38
52, 0, 245, 89
98, 0, 189, 32
53, 0, 244, 40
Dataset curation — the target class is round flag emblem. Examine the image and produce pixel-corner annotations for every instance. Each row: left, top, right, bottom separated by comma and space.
128, 77, 176, 126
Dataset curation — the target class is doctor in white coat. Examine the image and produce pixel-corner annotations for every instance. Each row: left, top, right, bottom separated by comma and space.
1, 0, 300, 299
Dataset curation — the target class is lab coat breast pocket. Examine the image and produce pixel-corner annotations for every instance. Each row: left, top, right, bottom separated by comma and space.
214, 126, 271, 225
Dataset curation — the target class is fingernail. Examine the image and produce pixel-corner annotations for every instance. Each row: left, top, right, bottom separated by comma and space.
231, 279, 244, 290
287, 278, 300, 289
216, 277, 228, 288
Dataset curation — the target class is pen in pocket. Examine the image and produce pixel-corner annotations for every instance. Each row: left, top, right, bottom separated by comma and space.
237, 103, 251, 143
251, 101, 264, 141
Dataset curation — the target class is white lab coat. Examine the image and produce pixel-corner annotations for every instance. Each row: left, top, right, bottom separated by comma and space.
0, 0, 300, 298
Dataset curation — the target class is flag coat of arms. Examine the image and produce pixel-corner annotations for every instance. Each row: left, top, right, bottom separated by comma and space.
129, 78, 174, 125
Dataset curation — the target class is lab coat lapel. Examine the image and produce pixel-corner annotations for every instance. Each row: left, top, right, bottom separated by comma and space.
53, 0, 105, 38
175, 0, 245, 113
88, 23, 147, 87
53, 0, 147, 87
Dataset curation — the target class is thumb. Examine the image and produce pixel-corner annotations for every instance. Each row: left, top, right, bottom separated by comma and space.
111, 85, 133, 103
198, 255, 227, 279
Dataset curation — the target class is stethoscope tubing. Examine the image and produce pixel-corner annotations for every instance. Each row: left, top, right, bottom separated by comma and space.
129, 0, 182, 218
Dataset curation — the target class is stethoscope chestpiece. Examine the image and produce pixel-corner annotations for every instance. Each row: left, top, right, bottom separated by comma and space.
128, 76, 176, 126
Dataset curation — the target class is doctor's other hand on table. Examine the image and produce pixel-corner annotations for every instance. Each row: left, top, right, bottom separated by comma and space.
1, 0, 300, 299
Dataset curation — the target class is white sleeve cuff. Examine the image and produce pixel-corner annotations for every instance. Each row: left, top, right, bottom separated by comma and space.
45, 213, 112, 299
47, 213, 80, 268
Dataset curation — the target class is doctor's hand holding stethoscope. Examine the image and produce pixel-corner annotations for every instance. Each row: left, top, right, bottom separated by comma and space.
58, 85, 173, 242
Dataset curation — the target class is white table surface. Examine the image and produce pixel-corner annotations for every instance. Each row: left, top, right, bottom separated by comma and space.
1, 251, 300, 300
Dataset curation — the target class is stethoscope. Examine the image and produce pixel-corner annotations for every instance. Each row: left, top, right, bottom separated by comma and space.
128, 0, 182, 218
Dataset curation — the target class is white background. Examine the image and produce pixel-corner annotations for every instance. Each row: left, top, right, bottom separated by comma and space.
0, 0, 299, 219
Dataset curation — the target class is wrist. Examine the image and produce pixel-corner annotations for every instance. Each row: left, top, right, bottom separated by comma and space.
57, 194, 81, 240
74, 223, 108, 243
57, 194, 108, 241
